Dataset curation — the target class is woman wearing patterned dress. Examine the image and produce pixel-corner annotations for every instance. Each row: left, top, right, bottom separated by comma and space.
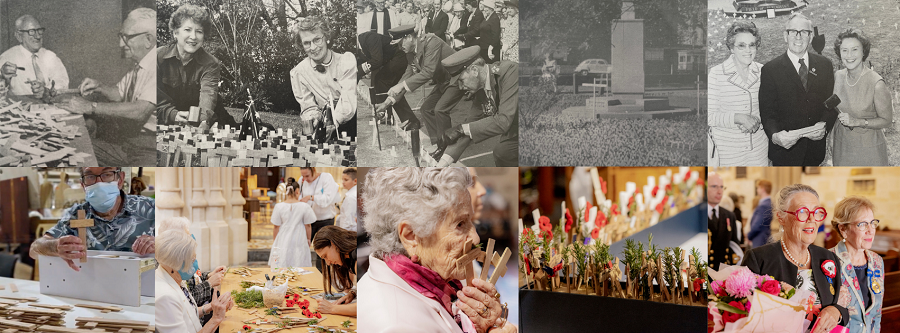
708, 21, 768, 166
829, 196, 885, 333
500, 0, 518, 62
831, 29, 893, 166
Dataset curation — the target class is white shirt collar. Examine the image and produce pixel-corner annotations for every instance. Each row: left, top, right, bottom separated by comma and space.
786, 50, 809, 74
708, 204, 720, 218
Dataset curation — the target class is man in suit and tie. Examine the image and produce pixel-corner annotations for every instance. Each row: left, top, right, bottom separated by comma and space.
433, 46, 518, 167
748, 179, 773, 248
425, 0, 449, 42
477, 0, 501, 63
382, 26, 464, 154
455, 0, 483, 48
759, 13, 836, 166
708, 173, 740, 271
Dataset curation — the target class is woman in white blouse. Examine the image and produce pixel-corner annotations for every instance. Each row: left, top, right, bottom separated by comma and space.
299, 167, 341, 240
155, 229, 233, 333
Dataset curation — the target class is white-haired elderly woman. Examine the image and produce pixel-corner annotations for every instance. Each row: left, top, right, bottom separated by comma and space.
741, 184, 849, 333
359, 168, 516, 333
829, 196, 885, 333
156, 229, 233, 333
157, 217, 226, 327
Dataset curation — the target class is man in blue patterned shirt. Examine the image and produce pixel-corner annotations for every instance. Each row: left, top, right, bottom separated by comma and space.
29, 167, 155, 271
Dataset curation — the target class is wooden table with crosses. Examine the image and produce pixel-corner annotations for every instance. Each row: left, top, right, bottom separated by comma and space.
157, 124, 356, 167
0, 101, 97, 167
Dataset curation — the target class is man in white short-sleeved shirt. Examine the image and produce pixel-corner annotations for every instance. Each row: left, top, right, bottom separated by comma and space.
57, 8, 157, 166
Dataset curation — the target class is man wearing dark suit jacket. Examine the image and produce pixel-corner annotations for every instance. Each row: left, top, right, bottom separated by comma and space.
708, 173, 740, 271
455, 0, 484, 48
759, 13, 836, 166
384, 26, 464, 151
357, 31, 419, 130
748, 179, 773, 248
434, 46, 518, 166
363, 0, 394, 35
477, 0, 501, 63
425, 0, 449, 42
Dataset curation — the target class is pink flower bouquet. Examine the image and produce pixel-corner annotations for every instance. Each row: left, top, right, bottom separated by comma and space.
708, 264, 812, 333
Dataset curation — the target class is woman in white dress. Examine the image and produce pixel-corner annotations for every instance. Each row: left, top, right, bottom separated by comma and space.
269, 180, 318, 268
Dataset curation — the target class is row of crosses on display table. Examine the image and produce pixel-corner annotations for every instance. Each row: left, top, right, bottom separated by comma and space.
157, 124, 356, 167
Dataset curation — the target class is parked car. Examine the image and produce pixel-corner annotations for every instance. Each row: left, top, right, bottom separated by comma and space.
574, 59, 611, 76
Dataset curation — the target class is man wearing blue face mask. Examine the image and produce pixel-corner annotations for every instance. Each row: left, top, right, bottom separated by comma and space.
29, 167, 156, 271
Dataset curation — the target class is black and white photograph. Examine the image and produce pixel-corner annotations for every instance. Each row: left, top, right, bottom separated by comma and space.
355, 0, 519, 167
708, 0, 900, 166
155, 0, 357, 167
0, 0, 157, 166
519, 0, 707, 166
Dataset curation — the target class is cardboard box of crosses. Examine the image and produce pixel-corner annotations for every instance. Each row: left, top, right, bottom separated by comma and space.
39, 251, 156, 307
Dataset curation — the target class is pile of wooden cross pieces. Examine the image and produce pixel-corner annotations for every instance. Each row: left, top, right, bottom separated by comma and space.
157, 124, 356, 167
0, 102, 91, 166
74, 317, 154, 332
0, 306, 66, 326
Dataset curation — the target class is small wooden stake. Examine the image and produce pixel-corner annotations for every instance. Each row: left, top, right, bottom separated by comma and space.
69, 210, 94, 263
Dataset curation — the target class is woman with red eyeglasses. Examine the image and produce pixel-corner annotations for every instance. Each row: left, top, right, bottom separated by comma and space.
742, 184, 849, 333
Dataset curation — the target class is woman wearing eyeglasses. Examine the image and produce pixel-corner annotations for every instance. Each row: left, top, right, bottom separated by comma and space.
708, 21, 768, 166
829, 196, 884, 333
741, 184, 849, 333
157, 4, 237, 128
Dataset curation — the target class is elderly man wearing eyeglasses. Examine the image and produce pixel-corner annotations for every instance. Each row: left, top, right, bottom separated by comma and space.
28, 167, 156, 272
0, 15, 69, 97
707, 172, 741, 271
56, 8, 158, 166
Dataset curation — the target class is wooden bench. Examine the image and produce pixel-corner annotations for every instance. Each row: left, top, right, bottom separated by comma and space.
881, 304, 900, 333
882, 270, 900, 308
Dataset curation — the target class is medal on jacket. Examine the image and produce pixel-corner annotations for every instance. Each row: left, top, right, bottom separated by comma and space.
822, 260, 836, 295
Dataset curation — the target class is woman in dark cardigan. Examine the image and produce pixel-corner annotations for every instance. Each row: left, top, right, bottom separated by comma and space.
741, 184, 849, 333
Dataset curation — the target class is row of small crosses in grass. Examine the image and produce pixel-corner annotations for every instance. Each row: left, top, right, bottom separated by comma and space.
157, 124, 357, 167
370, 110, 438, 165
0, 102, 89, 167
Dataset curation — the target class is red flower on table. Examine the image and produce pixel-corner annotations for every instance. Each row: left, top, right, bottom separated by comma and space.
584, 201, 593, 222
651, 185, 659, 197
539, 216, 552, 232
611, 205, 620, 216
599, 176, 607, 194
595, 210, 607, 228
591, 227, 600, 240
540, 229, 553, 242
665, 184, 672, 193
684, 173, 691, 183
697, 178, 704, 187
627, 195, 635, 208
693, 278, 705, 292
564, 209, 573, 233
655, 202, 664, 214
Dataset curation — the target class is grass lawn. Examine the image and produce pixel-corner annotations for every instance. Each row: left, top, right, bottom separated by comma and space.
708, 0, 900, 165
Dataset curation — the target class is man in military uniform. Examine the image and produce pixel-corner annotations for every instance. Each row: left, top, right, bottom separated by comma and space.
380, 25, 465, 153
434, 46, 518, 166
357, 31, 418, 130
707, 172, 740, 271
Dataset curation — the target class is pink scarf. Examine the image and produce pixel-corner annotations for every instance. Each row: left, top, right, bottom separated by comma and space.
384, 254, 477, 332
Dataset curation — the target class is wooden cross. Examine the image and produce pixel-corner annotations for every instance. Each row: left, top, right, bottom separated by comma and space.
455, 240, 485, 287
488, 248, 511, 285
656, 256, 671, 302
478, 239, 495, 281
69, 210, 93, 263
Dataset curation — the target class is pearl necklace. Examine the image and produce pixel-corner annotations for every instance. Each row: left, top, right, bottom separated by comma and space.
782, 241, 810, 268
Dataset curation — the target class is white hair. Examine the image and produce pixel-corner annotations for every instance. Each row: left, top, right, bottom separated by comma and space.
156, 229, 196, 273
127, 7, 157, 38
769, 184, 819, 243
363, 168, 473, 259
15, 15, 38, 30
156, 216, 191, 236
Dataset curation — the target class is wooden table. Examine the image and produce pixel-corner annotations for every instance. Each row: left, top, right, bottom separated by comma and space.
0, 276, 154, 327
9, 94, 98, 166
220, 267, 356, 332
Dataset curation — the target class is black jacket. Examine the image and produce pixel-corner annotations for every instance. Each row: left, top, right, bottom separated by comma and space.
478, 12, 501, 63
742, 241, 850, 327
759, 52, 836, 166
458, 8, 484, 47
708, 204, 740, 271
425, 10, 449, 42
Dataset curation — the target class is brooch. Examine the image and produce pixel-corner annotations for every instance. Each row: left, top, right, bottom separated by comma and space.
822, 260, 836, 295
810, 67, 818, 76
